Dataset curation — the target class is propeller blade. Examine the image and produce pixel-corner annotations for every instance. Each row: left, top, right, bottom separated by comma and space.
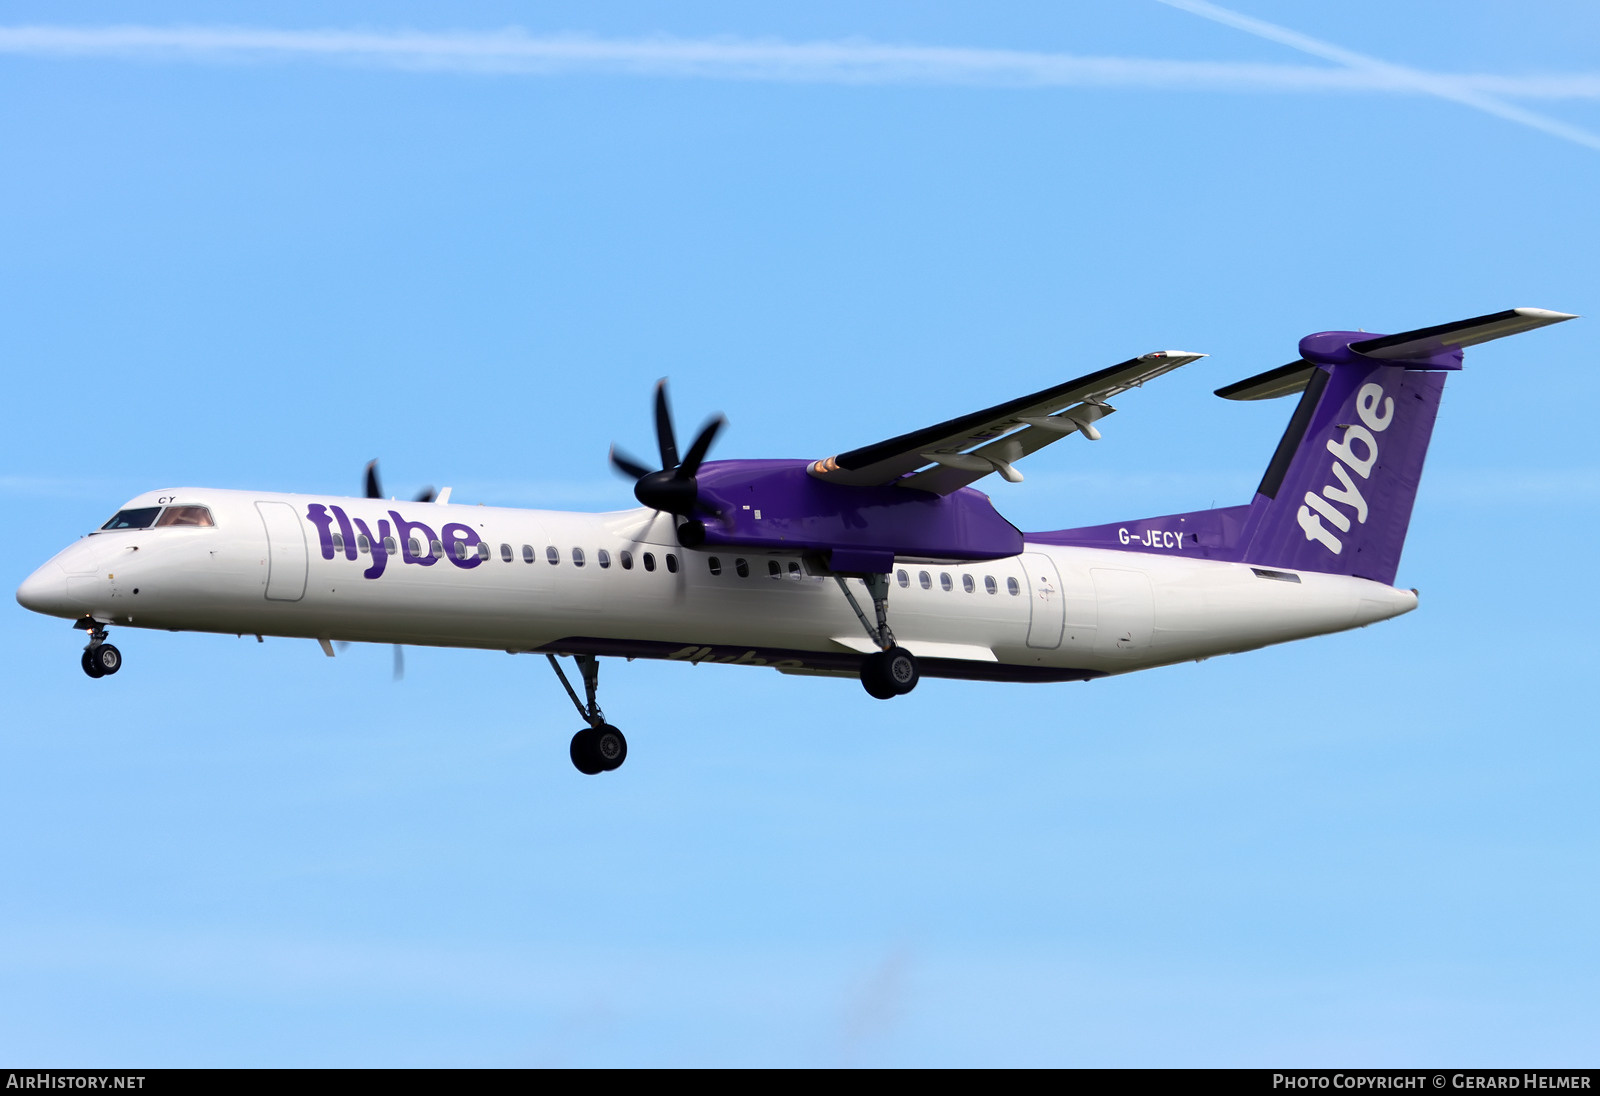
365, 460, 383, 499
414, 487, 437, 503
677, 414, 725, 479
653, 379, 680, 471
609, 445, 653, 481
392, 644, 405, 682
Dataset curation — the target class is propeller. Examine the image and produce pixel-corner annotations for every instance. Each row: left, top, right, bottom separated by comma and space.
609, 379, 726, 545
365, 459, 436, 504
332, 640, 407, 683
358, 459, 431, 680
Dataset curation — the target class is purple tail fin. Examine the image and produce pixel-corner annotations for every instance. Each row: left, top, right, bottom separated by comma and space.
1230, 345, 1445, 585
1031, 309, 1574, 584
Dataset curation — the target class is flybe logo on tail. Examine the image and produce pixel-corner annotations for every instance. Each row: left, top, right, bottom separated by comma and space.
1296, 382, 1394, 555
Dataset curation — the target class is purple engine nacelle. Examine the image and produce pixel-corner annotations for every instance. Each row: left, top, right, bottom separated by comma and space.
691, 459, 1023, 574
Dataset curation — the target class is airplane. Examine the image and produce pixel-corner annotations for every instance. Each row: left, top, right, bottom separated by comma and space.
15, 307, 1574, 774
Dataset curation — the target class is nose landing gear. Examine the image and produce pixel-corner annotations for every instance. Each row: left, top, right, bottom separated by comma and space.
78, 624, 122, 679
547, 653, 628, 775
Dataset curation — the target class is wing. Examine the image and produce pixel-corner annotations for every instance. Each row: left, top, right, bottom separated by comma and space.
807, 351, 1205, 495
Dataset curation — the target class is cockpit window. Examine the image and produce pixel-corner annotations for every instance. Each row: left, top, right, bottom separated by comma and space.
100, 507, 161, 531
154, 506, 215, 528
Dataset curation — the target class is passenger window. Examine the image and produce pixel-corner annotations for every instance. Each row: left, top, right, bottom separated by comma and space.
666, 554, 679, 574
100, 507, 161, 531
940, 572, 953, 592
522, 544, 535, 563
409, 538, 422, 557
985, 575, 998, 595
546, 546, 560, 565
153, 505, 215, 528
500, 543, 513, 562
787, 561, 801, 580
963, 574, 975, 593
454, 541, 470, 561
598, 548, 612, 569
708, 557, 722, 576
573, 547, 586, 568
331, 533, 346, 553
768, 560, 782, 578
735, 558, 749, 578
356, 535, 370, 554
430, 540, 444, 559
384, 537, 397, 554
1007, 577, 1021, 596
919, 571, 932, 590
621, 550, 634, 570
897, 569, 909, 588
643, 552, 656, 572
477, 542, 490, 561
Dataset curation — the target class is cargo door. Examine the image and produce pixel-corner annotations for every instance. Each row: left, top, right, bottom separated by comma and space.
1090, 568, 1154, 656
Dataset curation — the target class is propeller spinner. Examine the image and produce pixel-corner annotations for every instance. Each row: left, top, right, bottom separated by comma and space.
609, 380, 725, 546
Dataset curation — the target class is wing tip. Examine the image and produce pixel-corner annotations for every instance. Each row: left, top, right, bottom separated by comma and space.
1512, 307, 1579, 323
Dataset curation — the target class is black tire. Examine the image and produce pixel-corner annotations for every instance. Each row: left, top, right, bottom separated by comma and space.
81, 649, 105, 679
593, 724, 628, 771
859, 653, 897, 700
884, 646, 918, 695
93, 644, 122, 676
570, 729, 604, 775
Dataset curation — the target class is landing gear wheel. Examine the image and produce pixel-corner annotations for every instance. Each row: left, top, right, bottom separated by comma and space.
883, 646, 917, 694
593, 724, 628, 771
861, 647, 918, 699
570, 729, 604, 775
92, 644, 122, 676
569, 725, 628, 774
81, 649, 105, 679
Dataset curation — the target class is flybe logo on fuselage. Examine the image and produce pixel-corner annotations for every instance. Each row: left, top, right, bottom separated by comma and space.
1296, 382, 1394, 555
304, 503, 484, 580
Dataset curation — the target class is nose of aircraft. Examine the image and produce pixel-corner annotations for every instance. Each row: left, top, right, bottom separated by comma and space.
16, 561, 74, 618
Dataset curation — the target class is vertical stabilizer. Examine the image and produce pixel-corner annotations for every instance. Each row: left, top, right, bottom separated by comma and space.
1224, 309, 1574, 584
1235, 357, 1443, 584
1028, 309, 1573, 579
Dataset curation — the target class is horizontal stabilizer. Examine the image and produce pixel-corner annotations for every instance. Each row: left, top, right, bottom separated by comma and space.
1217, 307, 1577, 400
1350, 307, 1575, 360
1215, 359, 1317, 401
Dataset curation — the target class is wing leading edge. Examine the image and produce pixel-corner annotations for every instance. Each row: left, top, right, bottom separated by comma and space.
807, 351, 1205, 495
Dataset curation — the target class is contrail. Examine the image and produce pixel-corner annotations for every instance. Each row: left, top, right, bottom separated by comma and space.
1156, 0, 1600, 151
0, 24, 1595, 105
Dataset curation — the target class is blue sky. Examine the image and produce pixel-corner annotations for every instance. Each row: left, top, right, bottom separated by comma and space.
2, 0, 1597, 1066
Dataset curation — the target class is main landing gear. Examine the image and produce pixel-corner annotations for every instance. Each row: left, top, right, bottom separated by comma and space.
833, 573, 920, 701
547, 653, 628, 776
79, 624, 122, 679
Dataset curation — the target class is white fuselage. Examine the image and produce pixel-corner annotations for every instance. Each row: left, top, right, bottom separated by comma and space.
17, 487, 1418, 680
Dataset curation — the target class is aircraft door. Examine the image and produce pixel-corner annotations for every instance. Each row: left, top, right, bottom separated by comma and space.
1020, 552, 1065, 649
256, 501, 308, 602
